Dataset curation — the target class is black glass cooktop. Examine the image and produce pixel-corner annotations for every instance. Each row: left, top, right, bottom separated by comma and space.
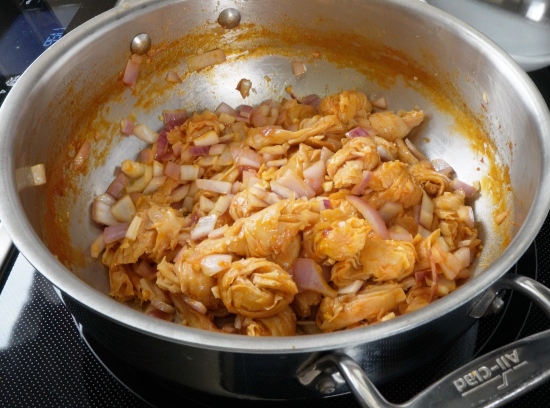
1, 1, 550, 406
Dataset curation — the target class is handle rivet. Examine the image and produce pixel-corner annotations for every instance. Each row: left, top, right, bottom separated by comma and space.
218, 8, 241, 29
130, 33, 151, 55
317, 377, 336, 395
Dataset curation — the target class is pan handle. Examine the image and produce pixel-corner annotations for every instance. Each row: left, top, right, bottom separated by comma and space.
298, 275, 550, 408
0, 222, 18, 292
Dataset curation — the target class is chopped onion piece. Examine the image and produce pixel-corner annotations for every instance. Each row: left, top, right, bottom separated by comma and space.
125, 216, 142, 241
301, 94, 321, 109
277, 169, 315, 199
122, 59, 139, 87
303, 160, 326, 180
322, 181, 334, 193
187, 49, 226, 72
212, 195, 234, 216
419, 192, 434, 230
73, 140, 91, 169
189, 146, 210, 156
350, 171, 372, 195
346, 127, 368, 138
164, 161, 180, 181
90, 232, 106, 258
200, 254, 233, 276
320, 147, 335, 164
415, 271, 427, 283
251, 110, 267, 127
104, 222, 129, 243
454, 247, 471, 269
290, 258, 336, 297
209, 144, 226, 156
208, 224, 228, 239
216, 102, 237, 117
457, 206, 475, 229
346, 195, 389, 239
452, 179, 476, 197
270, 181, 295, 199
417, 225, 431, 238
140, 148, 154, 164
150, 298, 175, 314
191, 214, 217, 240
495, 210, 509, 225
378, 202, 402, 224
236, 78, 252, 98
92, 194, 118, 226
180, 165, 200, 181
136, 260, 156, 278
121, 160, 146, 179
371, 97, 387, 110
377, 145, 393, 161
404, 139, 427, 161
389, 231, 413, 242
143, 175, 167, 195
153, 161, 164, 177
266, 159, 288, 167
111, 195, 136, 223
120, 118, 134, 135
31, 164, 46, 185
165, 70, 182, 83
196, 179, 232, 194
171, 184, 190, 202
163, 109, 188, 126
194, 130, 219, 147
338, 280, 364, 294
240, 105, 253, 119
431, 159, 454, 175
292, 61, 307, 77
133, 124, 160, 144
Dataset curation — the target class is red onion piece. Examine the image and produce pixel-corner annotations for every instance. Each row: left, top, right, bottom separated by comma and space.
415, 271, 427, 283
292, 61, 307, 77
301, 94, 321, 109
304, 177, 323, 194
140, 148, 154, 164
120, 118, 134, 135
73, 140, 91, 169
378, 201, 402, 224
321, 265, 332, 282
270, 181, 295, 199
431, 159, 454, 175
320, 147, 335, 164
154, 130, 168, 160
163, 109, 188, 126
122, 59, 139, 87
235, 112, 251, 124
146, 308, 172, 321
92, 194, 118, 226
165, 70, 182, 83
189, 146, 210, 156
377, 145, 393, 161
404, 139, 427, 161
104, 222, 129, 244
236, 78, 252, 98
182, 295, 208, 314
346, 195, 389, 239
251, 110, 267, 127
164, 161, 181, 181
453, 247, 471, 269
287, 123, 299, 132
323, 199, 332, 210
290, 258, 336, 297
195, 179, 232, 194
186, 49, 226, 72
303, 160, 326, 180
150, 297, 175, 314
388, 231, 413, 242
135, 260, 156, 278
215, 102, 237, 117
231, 147, 263, 169
452, 179, 476, 197
191, 214, 217, 241
90, 232, 106, 258
240, 105, 253, 119
346, 127, 368, 138
277, 170, 315, 199
350, 171, 372, 195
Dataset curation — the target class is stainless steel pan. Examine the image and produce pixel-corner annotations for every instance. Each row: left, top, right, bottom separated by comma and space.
1, 0, 550, 406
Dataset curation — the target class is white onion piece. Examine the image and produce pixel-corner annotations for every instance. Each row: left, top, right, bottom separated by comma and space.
90, 232, 106, 258
133, 124, 159, 144
31, 164, 46, 185
290, 258, 336, 297
292, 61, 307, 77
453, 179, 476, 197
122, 59, 139, 87
215, 102, 237, 117
194, 131, 219, 147
152, 161, 164, 177
453, 247, 471, 269
165, 70, 182, 83
277, 170, 315, 199
150, 298, 175, 314
191, 214, 217, 240
419, 192, 434, 230
180, 165, 200, 181
73, 140, 91, 169
121, 160, 146, 179
171, 184, 190, 202
209, 144, 226, 156
350, 171, 372, 195
164, 162, 181, 181
304, 177, 323, 194
249, 186, 268, 200
270, 181, 295, 199
346, 195, 389, 239
495, 211, 509, 225
378, 202, 402, 224
196, 179, 232, 194
301, 94, 321, 108
320, 147, 334, 164
236, 79, 252, 98
389, 231, 414, 242
371, 97, 387, 110
338, 280, 364, 295
266, 159, 288, 168
143, 175, 167, 195
415, 271, 427, 283
404, 139, 427, 161
120, 118, 134, 135
110, 195, 136, 223
200, 254, 233, 276
187, 49, 226, 72
125, 216, 142, 241
182, 295, 208, 314
303, 160, 326, 180
104, 222, 129, 243
208, 224, 228, 239
231, 181, 241, 194
457, 206, 475, 229
251, 110, 267, 127
431, 159, 454, 175
263, 192, 282, 205
92, 194, 118, 226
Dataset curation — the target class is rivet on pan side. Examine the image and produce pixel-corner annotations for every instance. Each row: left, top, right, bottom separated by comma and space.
218, 8, 241, 29
130, 33, 151, 55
